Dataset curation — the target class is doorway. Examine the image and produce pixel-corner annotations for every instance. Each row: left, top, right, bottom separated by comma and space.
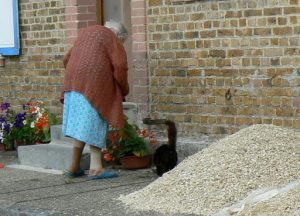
98, 0, 133, 101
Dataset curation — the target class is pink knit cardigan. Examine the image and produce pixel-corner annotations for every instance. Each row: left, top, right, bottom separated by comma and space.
61, 25, 129, 129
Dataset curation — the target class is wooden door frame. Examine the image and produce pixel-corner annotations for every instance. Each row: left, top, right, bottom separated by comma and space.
97, 0, 104, 25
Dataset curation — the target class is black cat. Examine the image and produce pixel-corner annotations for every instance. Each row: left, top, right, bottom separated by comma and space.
142, 118, 178, 176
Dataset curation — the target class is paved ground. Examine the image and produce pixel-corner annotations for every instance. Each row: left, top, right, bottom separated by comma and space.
0, 151, 195, 216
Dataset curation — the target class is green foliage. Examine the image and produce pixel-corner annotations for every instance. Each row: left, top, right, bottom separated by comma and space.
0, 101, 60, 148
49, 112, 60, 125
106, 117, 155, 161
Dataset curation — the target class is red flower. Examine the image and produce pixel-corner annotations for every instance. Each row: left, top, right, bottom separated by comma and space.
103, 152, 113, 162
29, 107, 38, 114
35, 114, 49, 130
108, 131, 118, 144
140, 128, 149, 137
149, 133, 158, 145
108, 130, 123, 146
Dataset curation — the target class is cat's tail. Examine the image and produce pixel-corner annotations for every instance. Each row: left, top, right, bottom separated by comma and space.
142, 118, 177, 149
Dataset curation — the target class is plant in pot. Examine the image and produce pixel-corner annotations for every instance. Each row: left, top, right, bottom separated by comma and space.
105, 116, 157, 169
0, 102, 14, 151
12, 101, 52, 146
0, 101, 55, 151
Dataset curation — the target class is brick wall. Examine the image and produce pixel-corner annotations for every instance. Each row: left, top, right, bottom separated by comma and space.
131, 0, 149, 119
0, 0, 99, 116
147, 0, 300, 135
3, 0, 299, 136
0, 0, 67, 114
64, 0, 98, 46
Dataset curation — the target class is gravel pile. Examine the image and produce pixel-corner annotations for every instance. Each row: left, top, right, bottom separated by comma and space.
238, 183, 300, 216
118, 124, 300, 215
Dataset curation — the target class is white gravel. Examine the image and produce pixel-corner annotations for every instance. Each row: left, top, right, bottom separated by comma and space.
118, 124, 300, 215
237, 183, 300, 216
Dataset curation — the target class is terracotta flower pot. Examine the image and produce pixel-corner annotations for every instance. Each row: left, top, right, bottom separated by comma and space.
14, 140, 35, 147
0, 144, 5, 152
120, 155, 152, 170
0, 143, 15, 151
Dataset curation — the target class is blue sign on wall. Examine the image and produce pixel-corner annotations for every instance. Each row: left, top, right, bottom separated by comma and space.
0, 0, 20, 56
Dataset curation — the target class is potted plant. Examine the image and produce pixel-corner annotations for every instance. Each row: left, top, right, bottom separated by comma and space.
28, 101, 52, 144
105, 116, 157, 169
0, 101, 54, 151
0, 102, 14, 151
11, 101, 52, 146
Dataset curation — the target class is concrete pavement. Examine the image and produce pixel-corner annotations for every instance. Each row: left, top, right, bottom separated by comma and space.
0, 151, 195, 216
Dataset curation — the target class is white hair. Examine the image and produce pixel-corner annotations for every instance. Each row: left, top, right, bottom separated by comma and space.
105, 20, 128, 41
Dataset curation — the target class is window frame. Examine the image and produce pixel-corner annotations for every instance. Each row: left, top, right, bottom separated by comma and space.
97, 0, 104, 25
0, 0, 20, 56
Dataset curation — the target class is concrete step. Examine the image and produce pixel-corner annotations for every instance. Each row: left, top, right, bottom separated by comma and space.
123, 102, 138, 124
18, 139, 90, 171
50, 124, 75, 143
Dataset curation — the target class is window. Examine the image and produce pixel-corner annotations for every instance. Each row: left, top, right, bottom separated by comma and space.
0, 0, 19, 56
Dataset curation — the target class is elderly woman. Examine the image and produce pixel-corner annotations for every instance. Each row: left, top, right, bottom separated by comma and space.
61, 21, 129, 180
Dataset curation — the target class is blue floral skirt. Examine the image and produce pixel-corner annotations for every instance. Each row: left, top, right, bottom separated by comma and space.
62, 91, 108, 148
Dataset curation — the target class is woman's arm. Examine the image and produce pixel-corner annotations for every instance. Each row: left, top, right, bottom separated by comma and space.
110, 39, 129, 96
63, 48, 73, 68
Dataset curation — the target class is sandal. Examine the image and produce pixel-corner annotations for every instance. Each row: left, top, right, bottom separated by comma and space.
63, 168, 85, 178
88, 171, 118, 180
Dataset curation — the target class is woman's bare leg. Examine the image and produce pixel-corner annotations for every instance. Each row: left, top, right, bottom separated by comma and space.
69, 140, 85, 173
89, 145, 103, 176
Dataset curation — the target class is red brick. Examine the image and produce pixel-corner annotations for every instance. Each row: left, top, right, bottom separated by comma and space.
131, 17, 146, 25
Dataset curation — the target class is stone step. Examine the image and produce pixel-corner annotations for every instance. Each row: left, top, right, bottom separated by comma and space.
18, 139, 90, 171
123, 102, 138, 124
50, 124, 75, 143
